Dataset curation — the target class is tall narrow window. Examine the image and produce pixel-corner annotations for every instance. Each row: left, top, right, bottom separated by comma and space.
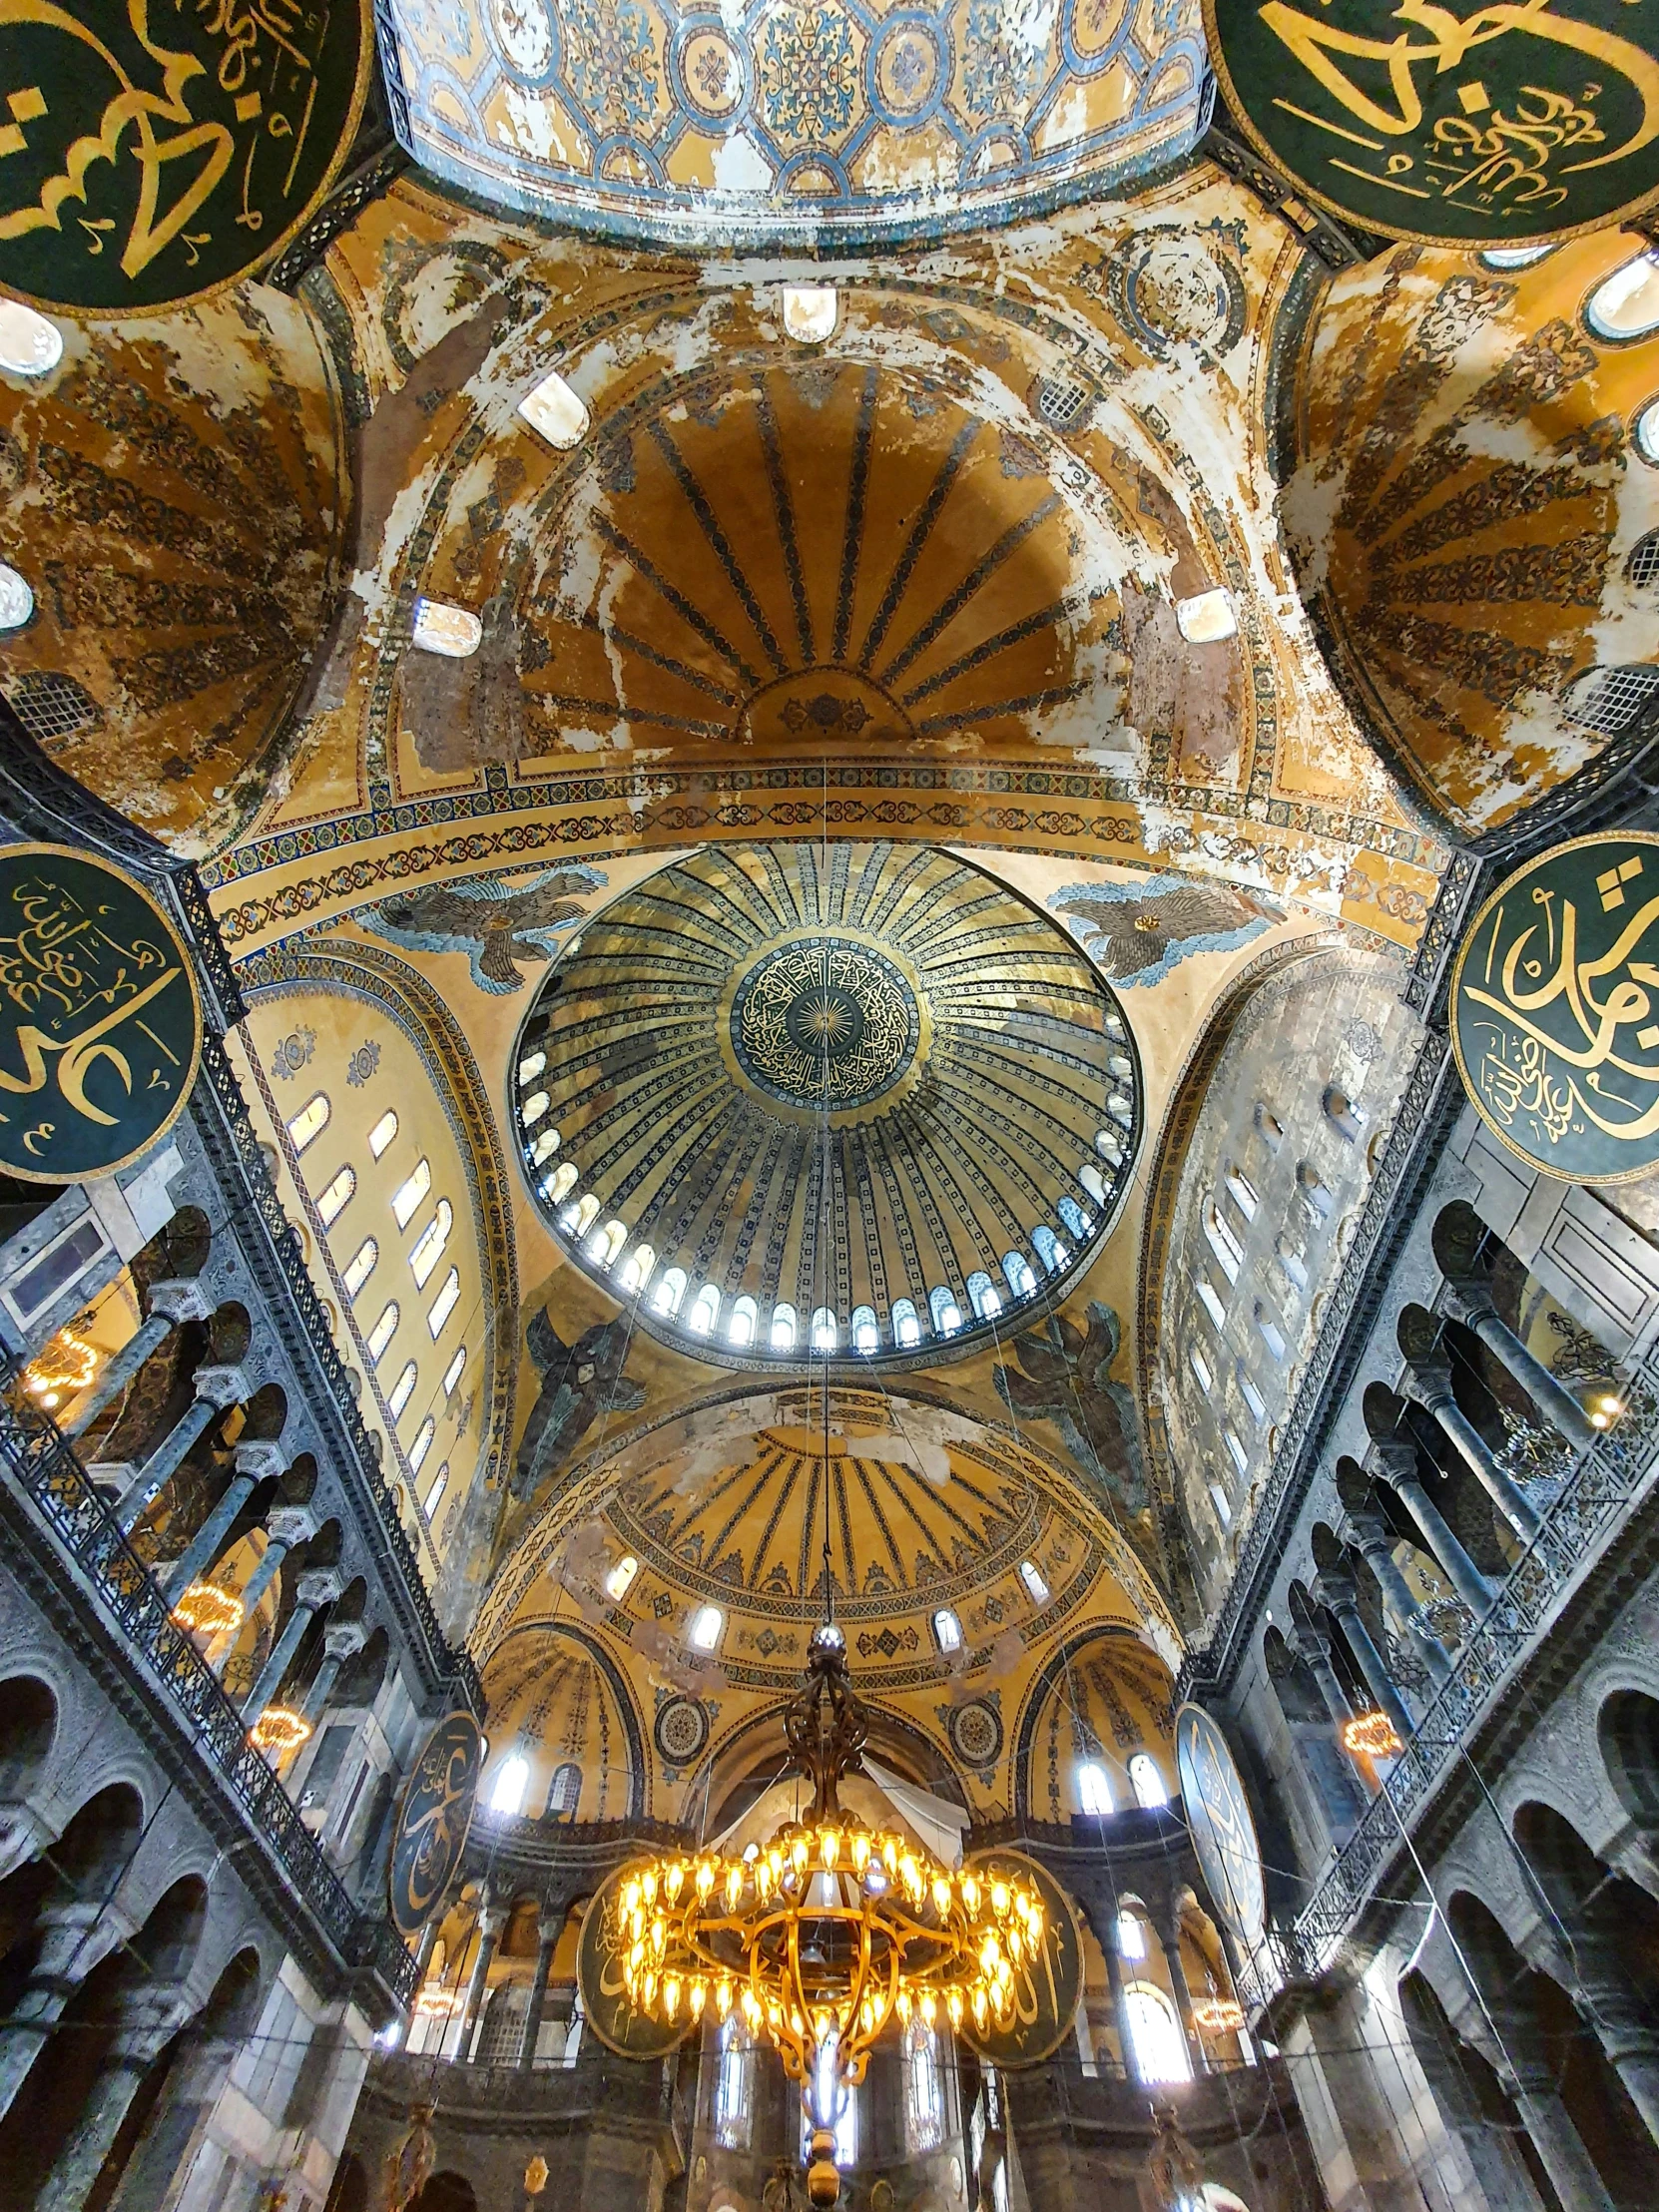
367, 1110, 398, 1158
1297, 1162, 1333, 1220
729, 1296, 758, 1349
409, 1201, 453, 1288
487, 1754, 529, 1818
1190, 1347, 1213, 1393
287, 1093, 329, 1154
1224, 1425, 1250, 1475
932, 1607, 962, 1654
1196, 1278, 1226, 1330
1124, 1983, 1192, 2083
1002, 1252, 1036, 1298
928, 1288, 960, 1338
688, 1605, 724, 1651
687, 1284, 720, 1337
317, 1166, 355, 1227
904, 2021, 944, 2153
966, 1272, 1001, 1320
1032, 1225, 1065, 1275
588, 1220, 627, 1274
422, 1463, 448, 1520
892, 1299, 921, 1347
850, 1306, 878, 1355
1255, 1303, 1287, 1360
1238, 1368, 1266, 1421
653, 1268, 688, 1318
442, 1346, 466, 1395
1204, 1200, 1243, 1283
1324, 1086, 1364, 1142
343, 1238, 378, 1298
389, 1362, 418, 1418
518, 1050, 547, 1086
392, 1159, 431, 1230
605, 1554, 639, 1601
1058, 1195, 1090, 1242
618, 1245, 656, 1296
546, 1762, 582, 1820
521, 1091, 550, 1129
1209, 1481, 1233, 1529
427, 1268, 460, 1338
1076, 1760, 1113, 1815
1254, 1103, 1283, 1151
1224, 1166, 1258, 1219
1019, 1559, 1049, 1604
1117, 1911, 1147, 1960
409, 1417, 435, 1474
366, 1302, 399, 1363
812, 1307, 839, 1352
544, 1161, 578, 1207
770, 1302, 797, 1351
1128, 1753, 1169, 1809
714, 2017, 753, 2150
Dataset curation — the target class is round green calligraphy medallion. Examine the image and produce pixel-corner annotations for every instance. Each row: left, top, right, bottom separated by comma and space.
1452, 833, 1659, 1185
957, 1848, 1083, 2068
0, 0, 372, 315
388, 1711, 482, 1939
1204, 0, 1659, 246
1175, 1703, 1266, 1948
0, 844, 202, 1184
576, 1866, 694, 2059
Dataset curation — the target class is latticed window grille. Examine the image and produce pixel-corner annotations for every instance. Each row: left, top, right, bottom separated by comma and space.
3, 671, 99, 742
1563, 665, 1659, 735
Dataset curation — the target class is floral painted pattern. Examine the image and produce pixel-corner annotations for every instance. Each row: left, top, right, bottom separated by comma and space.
759, 4, 858, 143
961, 0, 1048, 115
562, 0, 659, 131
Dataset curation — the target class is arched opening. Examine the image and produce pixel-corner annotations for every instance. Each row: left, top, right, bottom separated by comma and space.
1600, 1689, 1659, 1831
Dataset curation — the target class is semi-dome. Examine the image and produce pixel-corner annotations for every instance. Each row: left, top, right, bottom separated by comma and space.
512, 840, 1139, 1364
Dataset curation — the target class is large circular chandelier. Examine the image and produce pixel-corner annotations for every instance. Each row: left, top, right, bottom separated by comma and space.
617, 1619, 1044, 2205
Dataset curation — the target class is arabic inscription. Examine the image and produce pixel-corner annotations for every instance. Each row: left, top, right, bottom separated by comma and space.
388, 1710, 482, 1938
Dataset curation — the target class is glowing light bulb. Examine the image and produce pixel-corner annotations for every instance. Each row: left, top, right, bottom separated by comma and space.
820, 1829, 840, 1871
895, 1988, 912, 2024
849, 1833, 871, 1874
931, 1876, 951, 1916
947, 1988, 964, 2029
696, 1857, 716, 1902
690, 1979, 708, 2020
662, 1974, 681, 2019
717, 1979, 734, 2019
920, 1989, 937, 2027
991, 1880, 1011, 1917
960, 1874, 981, 1915
724, 1865, 745, 1911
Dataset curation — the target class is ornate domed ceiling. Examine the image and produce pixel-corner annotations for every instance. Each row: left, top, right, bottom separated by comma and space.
512, 840, 1139, 1363
378, 0, 1206, 251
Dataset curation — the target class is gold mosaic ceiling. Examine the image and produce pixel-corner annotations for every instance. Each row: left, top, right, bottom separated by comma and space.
512, 840, 1139, 1361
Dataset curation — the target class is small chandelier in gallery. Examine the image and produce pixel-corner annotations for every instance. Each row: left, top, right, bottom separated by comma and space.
616, 1619, 1044, 2204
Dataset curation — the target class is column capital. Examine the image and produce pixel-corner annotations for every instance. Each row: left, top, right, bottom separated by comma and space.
476, 1907, 508, 1940
1313, 1569, 1361, 1617
191, 1363, 252, 1409
324, 1619, 369, 1660
265, 1505, 318, 1548
1440, 1277, 1498, 1332
1371, 1436, 1419, 1486
234, 1439, 285, 1481
295, 1567, 344, 1609
147, 1277, 213, 1325
1345, 1509, 1394, 1558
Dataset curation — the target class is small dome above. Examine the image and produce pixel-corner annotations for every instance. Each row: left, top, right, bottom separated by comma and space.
513, 840, 1139, 1365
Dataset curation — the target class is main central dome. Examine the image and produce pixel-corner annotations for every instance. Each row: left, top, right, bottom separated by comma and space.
513, 841, 1139, 1365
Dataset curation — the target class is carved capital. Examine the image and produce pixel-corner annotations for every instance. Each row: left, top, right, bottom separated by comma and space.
323, 1619, 369, 1661
265, 1505, 318, 1548
191, 1363, 252, 1409
147, 1277, 213, 1325
234, 1439, 285, 1481
295, 1567, 345, 1610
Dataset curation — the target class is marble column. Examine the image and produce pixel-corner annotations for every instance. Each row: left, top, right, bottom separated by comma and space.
1505, 2066, 1618, 2212
222, 1504, 318, 1674
1563, 1938, 1659, 2152
1373, 1442, 1497, 1621
242, 1568, 342, 1725
299, 1619, 369, 1727
1404, 1351, 1541, 1541
519, 1911, 563, 2070
392, 1922, 442, 2054
0, 1898, 129, 2120
33, 1986, 189, 2212
161, 1438, 283, 1602
458, 1902, 504, 2063
63, 1278, 210, 1441
1441, 1278, 1598, 1451
115, 1363, 250, 1534
1151, 1905, 1207, 2074
1347, 1509, 1452, 1684
1317, 1571, 1413, 1748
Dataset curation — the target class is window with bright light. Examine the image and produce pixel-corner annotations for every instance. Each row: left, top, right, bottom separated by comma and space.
967, 1272, 1001, 1320
1190, 1347, 1213, 1393
1128, 1753, 1169, 1810
1117, 1910, 1147, 1960
1002, 1252, 1036, 1299
343, 1238, 378, 1298
587, 1219, 626, 1270
409, 1417, 435, 1475
605, 1554, 639, 1601
904, 2020, 944, 2152
729, 1296, 758, 1348
933, 1607, 963, 1654
928, 1287, 961, 1337
1224, 1425, 1250, 1475
851, 1306, 878, 1355
367, 1110, 397, 1158
688, 1285, 720, 1337
1124, 1981, 1192, 2083
522, 1090, 550, 1129
1032, 1226, 1066, 1275
0, 564, 32, 632
1255, 1304, 1287, 1361
1204, 1200, 1243, 1283
800, 2084, 856, 2167
1238, 1369, 1266, 1421
1058, 1195, 1089, 1242
519, 365, 590, 449
771, 1303, 798, 1351
389, 1362, 418, 1418
423, 1463, 448, 1520
411, 597, 482, 657
544, 1161, 578, 1207
410, 1201, 453, 1288
715, 2017, 753, 2149
0, 299, 63, 377
1076, 1760, 1113, 1816
812, 1307, 839, 1353
518, 1050, 547, 1086
1224, 1167, 1258, 1220
1176, 588, 1237, 643
1586, 252, 1659, 342
619, 1244, 656, 1295
782, 284, 838, 342
287, 1093, 329, 1154
488, 1754, 530, 1817
688, 1605, 724, 1651
1209, 1481, 1233, 1529
428, 1268, 461, 1338
565, 1193, 600, 1240
317, 1166, 355, 1227
392, 1159, 431, 1229
366, 1302, 399, 1363
1196, 1278, 1226, 1329
443, 1346, 466, 1395
1480, 243, 1554, 270
1019, 1559, 1049, 1604
893, 1299, 921, 1348
547, 1762, 582, 1819
653, 1268, 688, 1318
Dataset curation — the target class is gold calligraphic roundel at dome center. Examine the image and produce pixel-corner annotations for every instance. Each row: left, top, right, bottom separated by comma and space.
512, 842, 1141, 1366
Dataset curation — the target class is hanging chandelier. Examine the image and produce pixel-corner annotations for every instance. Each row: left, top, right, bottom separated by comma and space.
616, 1619, 1044, 2206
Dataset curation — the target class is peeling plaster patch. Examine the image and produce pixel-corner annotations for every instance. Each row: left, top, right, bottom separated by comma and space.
713, 130, 774, 195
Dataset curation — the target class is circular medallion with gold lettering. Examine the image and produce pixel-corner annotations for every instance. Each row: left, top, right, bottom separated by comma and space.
1175, 1703, 1266, 1948
1204, 0, 1659, 246
0, 0, 372, 314
576, 1865, 695, 2059
388, 1711, 483, 1939
957, 1848, 1082, 2068
1451, 833, 1659, 1186
0, 845, 202, 1184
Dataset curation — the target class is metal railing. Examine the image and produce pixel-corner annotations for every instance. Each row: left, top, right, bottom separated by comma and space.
0, 1378, 419, 2011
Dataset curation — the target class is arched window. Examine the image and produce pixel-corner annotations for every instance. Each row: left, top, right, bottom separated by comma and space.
392, 1159, 431, 1229
714, 2016, 753, 2149
1196, 1278, 1226, 1330
850, 1306, 878, 1355
605, 1554, 639, 1600
1323, 1086, 1364, 1142
1639, 399, 1659, 468
904, 2019, 944, 2152
688, 1604, 724, 1651
1128, 1753, 1169, 1810
653, 1268, 688, 1318
1629, 529, 1659, 591
928, 1287, 960, 1337
518, 1049, 547, 1086
367, 1110, 398, 1158
388, 1362, 418, 1418
1190, 1346, 1213, 1393
1058, 1195, 1089, 1241
728, 1296, 758, 1348
317, 1166, 355, 1227
619, 1244, 656, 1295
770, 1302, 798, 1351
286, 1093, 329, 1154
1276, 1238, 1309, 1293
1019, 1558, 1049, 1604
1585, 251, 1659, 341
530, 1128, 560, 1167
1079, 1163, 1107, 1207
1562, 664, 1659, 735
442, 1345, 466, 1395
546, 1762, 582, 1820
1204, 1200, 1243, 1282
409, 1417, 435, 1474
687, 1284, 720, 1336
519, 365, 591, 449
422, 1463, 449, 1520
544, 1161, 579, 1206
932, 1607, 963, 1654
1117, 1910, 1147, 1960
427, 1268, 460, 1337
586, 1220, 627, 1270
1480, 243, 1554, 270
1095, 1128, 1125, 1166
1297, 1162, 1332, 1219
892, 1299, 921, 1348
410, 1200, 453, 1288
565, 1193, 600, 1239
1224, 1166, 1258, 1220
412, 597, 482, 656
967, 1272, 1001, 1320
1123, 1982, 1192, 2083
1238, 1368, 1267, 1421
0, 299, 62, 377
1002, 1252, 1036, 1299
487, 1754, 529, 1817
1076, 1760, 1113, 1815
1254, 1103, 1283, 1151
1255, 1302, 1287, 1360
1209, 1481, 1234, 1529
522, 1091, 551, 1129
366, 1302, 399, 1362
1224, 1425, 1250, 1475
811, 1307, 838, 1353
343, 1238, 378, 1298
1106, 1090, 1134, 1130
1031, 1226, 1065, 1275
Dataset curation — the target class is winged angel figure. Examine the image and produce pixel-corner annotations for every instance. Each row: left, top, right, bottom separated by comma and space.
358, 865, 606, 992
1050, 873, 1279, 986
512, 1307, 646, 1504
994, 1302, 1147, 1516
